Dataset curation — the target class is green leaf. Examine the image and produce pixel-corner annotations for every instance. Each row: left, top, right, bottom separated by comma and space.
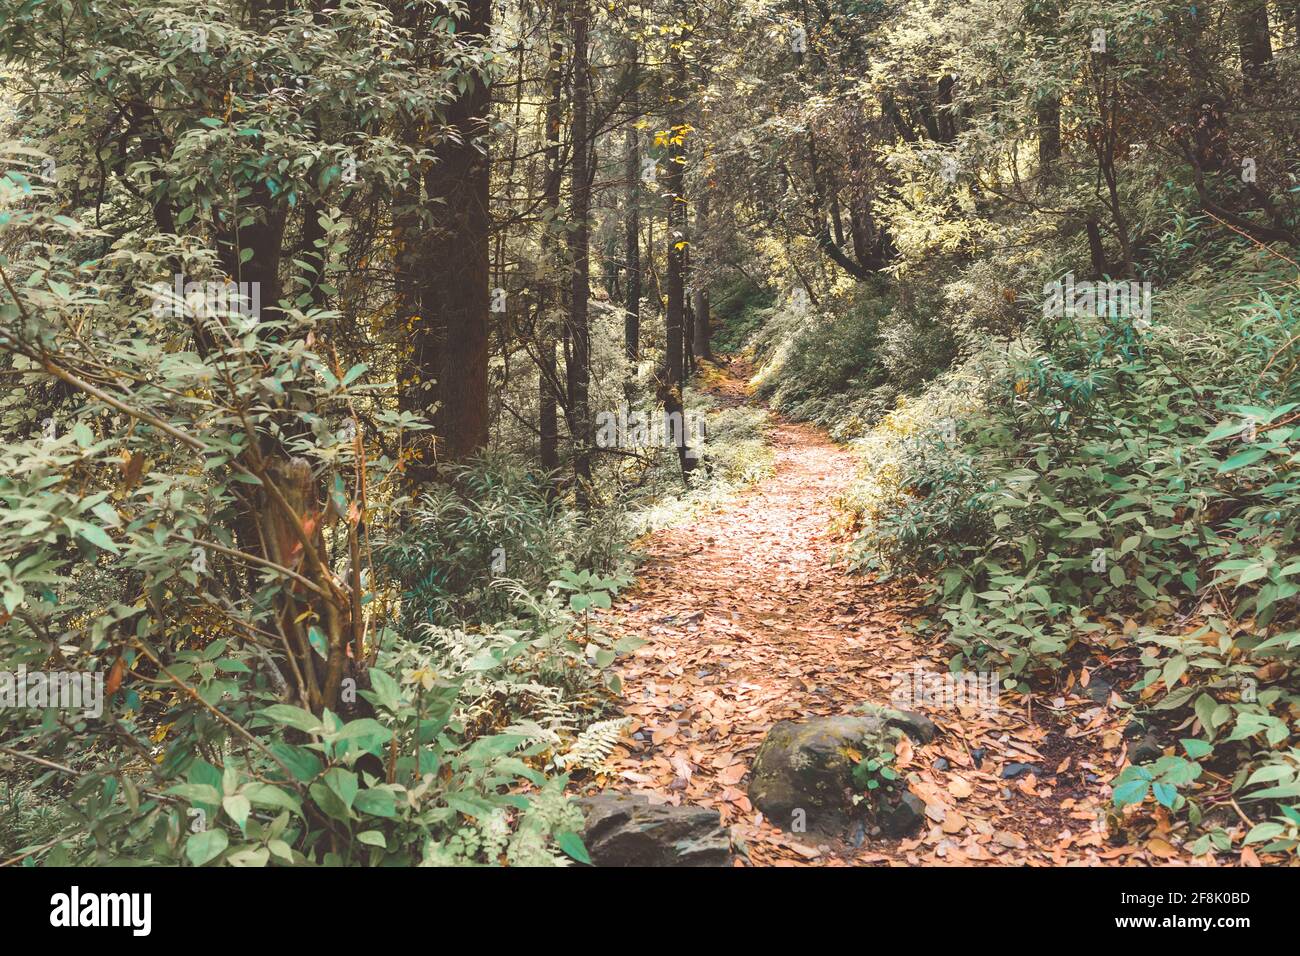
269, 742, 322, 782
333, 718, 393, 752
260, 704, 322, 734
1218, 448, 1268, 473
366, 668, 401, 711
166, 783, 221, 805
1152, 782, 1178, 808
1203, 420, 1246, 443
185, 829, 228, 866
324, 768, 358, 810
1181, 738, 1213, 760
73, 522, 119, 555
1112, 778, 1150, 807
244, 783, 303, 817
309, 782, 352, 823
1244, 822, 1285, 844
1193, 693, 1219, 733
614, 634, 647, 654
222, 794, 251, 829
353, 787, 397, 819
555, 830, 591, 865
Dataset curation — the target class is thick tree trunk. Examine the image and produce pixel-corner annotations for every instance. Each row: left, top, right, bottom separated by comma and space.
405, 0, 492, 473
1236, 1, 1273, 92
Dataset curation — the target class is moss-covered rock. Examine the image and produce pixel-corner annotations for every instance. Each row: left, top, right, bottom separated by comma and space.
747, 707, 934, 835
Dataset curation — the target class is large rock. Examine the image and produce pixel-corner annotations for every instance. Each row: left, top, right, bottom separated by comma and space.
747, 708, 935, 835
576, 793, 732, 867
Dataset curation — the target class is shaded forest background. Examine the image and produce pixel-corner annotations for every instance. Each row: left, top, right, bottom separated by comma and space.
1, 0, 1299, 865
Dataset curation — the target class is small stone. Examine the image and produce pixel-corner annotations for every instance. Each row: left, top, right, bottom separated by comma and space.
932, 757, 950, 772
849, 820, 866, 847
1129, 733, 1166, 764
1082, 674, 1114, 705
971, 747, 987, 768
1000, 762, 1045, 779
879, 792, 925, 837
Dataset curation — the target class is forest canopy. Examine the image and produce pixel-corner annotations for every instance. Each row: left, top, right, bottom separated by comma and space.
0, 0, 1298, 875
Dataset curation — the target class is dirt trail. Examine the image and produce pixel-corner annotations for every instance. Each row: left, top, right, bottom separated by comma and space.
603, 359, 1134, 866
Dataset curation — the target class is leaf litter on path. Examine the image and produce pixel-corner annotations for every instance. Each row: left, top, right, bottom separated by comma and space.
590, 360, 1198, 867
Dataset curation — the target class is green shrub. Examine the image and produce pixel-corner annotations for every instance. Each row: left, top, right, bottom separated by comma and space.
709, 275, 773, 354
847, 254, 1300, 846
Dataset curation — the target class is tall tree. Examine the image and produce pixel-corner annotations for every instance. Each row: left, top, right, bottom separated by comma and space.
567, 0, 593, 499
538, 5, 567, 476
405, 0, 494, 472
624, 42, 642, 369
660, 20, 695, 475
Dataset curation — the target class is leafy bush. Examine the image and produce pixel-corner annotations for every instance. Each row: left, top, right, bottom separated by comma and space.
846, 252, 1300, 849
750, 287, 893, 428
709, 275, 773, 355
378, 454, 630, 628
0, 168, 638, 868
1, 559, 641, 866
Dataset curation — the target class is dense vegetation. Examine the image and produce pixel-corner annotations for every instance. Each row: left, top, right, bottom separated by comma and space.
740, 1, 1300, 855
1, 0, 1298, 867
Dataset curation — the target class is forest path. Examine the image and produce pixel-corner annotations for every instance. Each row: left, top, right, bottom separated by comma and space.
602, 358, 1128, 866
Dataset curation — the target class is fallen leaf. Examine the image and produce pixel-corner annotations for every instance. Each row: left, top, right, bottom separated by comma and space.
716, 763, 747, 786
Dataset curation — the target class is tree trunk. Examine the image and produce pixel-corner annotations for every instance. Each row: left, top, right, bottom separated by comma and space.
568, 0, 593, 500
1086, 217, 1108, 279
624, 45, 641, 368
661, 28, 695, 476
405, 0, 492, 473
936, 74, 957, 143
1236, 1, 1273, 92
538, 6, 566, 476
1037, 98, 1061, 177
